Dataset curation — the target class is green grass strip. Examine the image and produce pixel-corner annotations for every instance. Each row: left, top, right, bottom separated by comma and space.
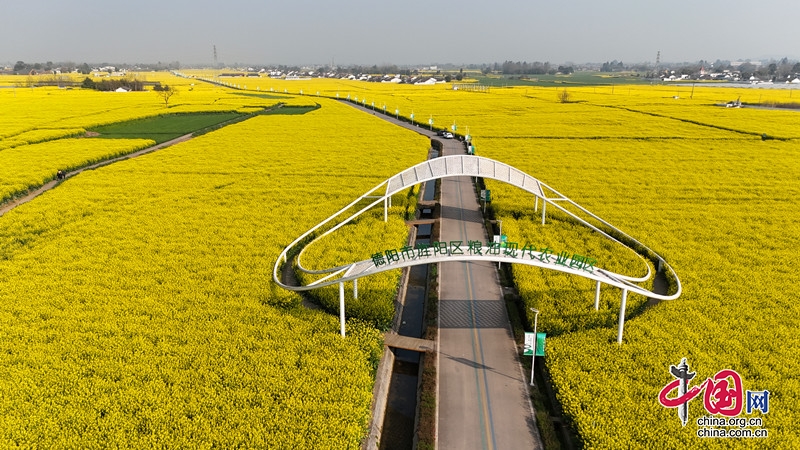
90, 112, 243, 144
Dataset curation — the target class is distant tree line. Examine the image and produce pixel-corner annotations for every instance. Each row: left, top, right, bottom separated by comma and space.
81, 77, 145, 91
13, 60, 92, 75
486, 61, 574, 76
655, 58, 800, 81
344, 64, 414, 76
498, 61, 553, 75
10, 60, 182, 75
600, 61, 625, 72
22, 74, 73, 87
731, 59, 800, 81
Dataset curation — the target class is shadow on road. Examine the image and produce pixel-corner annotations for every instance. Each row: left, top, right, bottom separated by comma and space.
439, 299, 510, 328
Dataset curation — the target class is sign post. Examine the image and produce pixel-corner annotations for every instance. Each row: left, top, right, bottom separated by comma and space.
527, 308, 544, 386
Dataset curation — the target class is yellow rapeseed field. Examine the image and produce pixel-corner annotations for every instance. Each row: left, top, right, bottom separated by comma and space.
0, 89, 428, 447
0, 75, 305, 203
226, 75, 797, 447
3, 71, 798, 447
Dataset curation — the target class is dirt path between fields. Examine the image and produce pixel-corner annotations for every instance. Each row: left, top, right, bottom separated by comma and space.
0, 101, 285, 218
0, 133, 193, 218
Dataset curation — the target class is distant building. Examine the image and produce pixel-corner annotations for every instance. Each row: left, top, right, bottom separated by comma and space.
415, 78, 438, 85
730, 60, 762, 68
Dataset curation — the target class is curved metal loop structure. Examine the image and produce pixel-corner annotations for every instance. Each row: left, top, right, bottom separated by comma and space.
274, 154, 681, 302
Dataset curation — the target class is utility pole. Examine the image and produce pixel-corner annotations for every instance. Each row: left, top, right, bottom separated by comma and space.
655, 50, 661, 77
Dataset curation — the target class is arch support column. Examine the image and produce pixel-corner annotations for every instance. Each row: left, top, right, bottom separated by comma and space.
541, 200, 547, 225
594, 281, 601, 310
617, 289, 628, 344
339, 282, 346, 337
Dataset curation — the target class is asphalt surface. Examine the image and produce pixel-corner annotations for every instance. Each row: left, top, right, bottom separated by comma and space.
341, 101, 542, 449
435, 140, 541, 450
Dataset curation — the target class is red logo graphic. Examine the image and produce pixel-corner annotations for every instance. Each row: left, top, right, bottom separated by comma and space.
658, 358, 747, 426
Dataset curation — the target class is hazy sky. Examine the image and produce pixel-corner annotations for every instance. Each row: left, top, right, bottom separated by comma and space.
2, 0, 798, 66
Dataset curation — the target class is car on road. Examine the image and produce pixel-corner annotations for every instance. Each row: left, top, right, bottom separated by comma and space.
435, 130, 454, 139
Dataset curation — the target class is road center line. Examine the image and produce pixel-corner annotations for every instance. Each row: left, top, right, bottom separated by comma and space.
454, 175, 496, 450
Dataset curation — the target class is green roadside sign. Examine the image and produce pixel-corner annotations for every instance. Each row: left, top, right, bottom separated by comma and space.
523, 332, 546, 356
536, 332, 545, 356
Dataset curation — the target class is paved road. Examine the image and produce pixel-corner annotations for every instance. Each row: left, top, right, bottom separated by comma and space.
435, 140, 541, 450
341, 102, 541, 449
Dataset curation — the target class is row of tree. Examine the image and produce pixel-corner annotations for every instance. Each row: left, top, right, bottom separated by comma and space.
482, 61, 575, 75
660, 58, 800, 80
80, 77, 177, 106
9, 60, 182, 75
81, 77, 145, 91
496, 61, 553, 75
600, 61, 625, 72
13, 61, 93, 75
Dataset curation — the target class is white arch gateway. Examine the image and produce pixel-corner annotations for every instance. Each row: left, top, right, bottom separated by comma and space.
273, 155, 681, 343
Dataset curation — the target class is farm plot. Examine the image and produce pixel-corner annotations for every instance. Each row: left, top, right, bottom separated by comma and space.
0, 97, 428, 447
478, 126, 800, 447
